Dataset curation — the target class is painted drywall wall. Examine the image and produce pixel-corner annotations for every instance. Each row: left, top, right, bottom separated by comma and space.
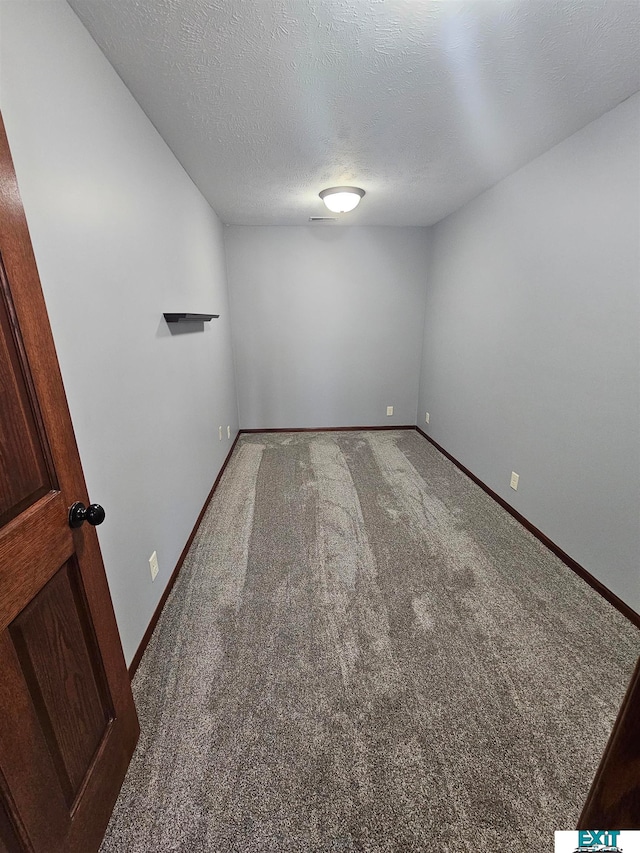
418, 92, 640, 613
225, 226, 430, 429
0, 0, 239, 665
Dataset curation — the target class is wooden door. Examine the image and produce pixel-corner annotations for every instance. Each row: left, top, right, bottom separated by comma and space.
578, 655, 640, 829
0, 115, 138, 851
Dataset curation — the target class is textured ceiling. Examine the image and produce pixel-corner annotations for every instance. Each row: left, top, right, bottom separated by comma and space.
67, 0, 640, 226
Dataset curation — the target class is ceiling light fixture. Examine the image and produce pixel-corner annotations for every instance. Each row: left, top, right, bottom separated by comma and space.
319, 186, 365, 213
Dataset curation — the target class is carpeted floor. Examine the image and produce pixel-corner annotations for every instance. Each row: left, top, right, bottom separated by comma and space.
100, 429, 639, 852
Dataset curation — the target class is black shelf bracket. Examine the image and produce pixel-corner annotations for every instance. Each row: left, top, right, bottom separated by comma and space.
163, 313, 219, 323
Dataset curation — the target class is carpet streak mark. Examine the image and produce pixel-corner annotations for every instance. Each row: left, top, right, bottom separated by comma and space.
101, 442, 264, 851
308, 434, 394, 691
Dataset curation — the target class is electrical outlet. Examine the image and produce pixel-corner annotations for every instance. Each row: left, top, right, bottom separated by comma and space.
149, 551, 159, 582
227, 425, 230, 439
425, 412, 430, 424
386, 406, 393, 416
510, 471, 519, 491
219, 425, 223, 440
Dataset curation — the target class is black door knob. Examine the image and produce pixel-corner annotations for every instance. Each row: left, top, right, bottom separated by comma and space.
68, 501, 106, 529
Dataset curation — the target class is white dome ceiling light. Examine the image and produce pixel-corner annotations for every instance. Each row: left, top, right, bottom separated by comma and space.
319, 186, 365, 214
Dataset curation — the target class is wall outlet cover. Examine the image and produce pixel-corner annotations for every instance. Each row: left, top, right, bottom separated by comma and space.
227, 425, 231, 439
219, 425, 223, 440
149, 550, 159, 581
425, 412, 430, 424
386, 406, 394, 416
510, 471, 520, 491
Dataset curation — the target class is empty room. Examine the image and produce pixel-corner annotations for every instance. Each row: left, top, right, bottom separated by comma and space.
0, 1, 638, 851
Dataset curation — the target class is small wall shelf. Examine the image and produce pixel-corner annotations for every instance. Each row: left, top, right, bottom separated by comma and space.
163, 313, 219, 323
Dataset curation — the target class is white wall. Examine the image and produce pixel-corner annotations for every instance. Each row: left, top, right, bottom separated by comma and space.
0, 0, 239, 664
418, 92, 640, 614
226, 226, 430, 429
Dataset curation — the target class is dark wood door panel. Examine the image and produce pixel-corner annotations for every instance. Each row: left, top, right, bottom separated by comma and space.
0, 632, 69, 852
579, 655, 640, 828
0, 600, 129, 853
0, 792, 24, 853
0, 256, 54, 528
0, 492, 72, 632
9, 558, 114, 810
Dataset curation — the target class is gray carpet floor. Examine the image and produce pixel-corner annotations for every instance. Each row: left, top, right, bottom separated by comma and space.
100, 429, 639, 852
